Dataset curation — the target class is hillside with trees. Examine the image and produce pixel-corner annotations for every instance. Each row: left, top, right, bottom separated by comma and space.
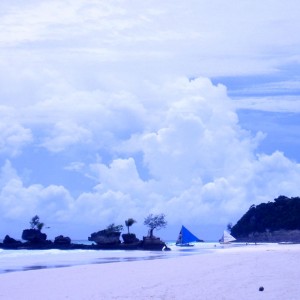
231, 196, 300, 240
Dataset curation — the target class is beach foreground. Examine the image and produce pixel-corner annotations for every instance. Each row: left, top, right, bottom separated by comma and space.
0, 243, 299, 300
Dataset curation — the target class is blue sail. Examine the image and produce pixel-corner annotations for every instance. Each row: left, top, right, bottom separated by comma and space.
176, 225, 200, 245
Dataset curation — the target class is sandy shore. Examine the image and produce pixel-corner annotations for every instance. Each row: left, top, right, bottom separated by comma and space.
0, 243, 299, 300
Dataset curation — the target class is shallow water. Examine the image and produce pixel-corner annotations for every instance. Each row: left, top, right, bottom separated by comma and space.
0, 242, 224, 274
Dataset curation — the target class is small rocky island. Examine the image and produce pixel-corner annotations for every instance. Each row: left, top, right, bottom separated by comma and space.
231, 195, 300, 243
0, 214, 170, 251
88, 215, 168, 251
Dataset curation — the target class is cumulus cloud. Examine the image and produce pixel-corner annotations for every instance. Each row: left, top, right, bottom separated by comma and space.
41, 120, 93, 152
0, 160, 74, 236
72, 78, 299, 229
1, 76, 300, 239
0, 106, 32, 156
0, 1, 299, 240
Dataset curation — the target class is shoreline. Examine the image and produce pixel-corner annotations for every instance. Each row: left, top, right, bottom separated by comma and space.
0, 242, 215, 274
0, 243, 300, 299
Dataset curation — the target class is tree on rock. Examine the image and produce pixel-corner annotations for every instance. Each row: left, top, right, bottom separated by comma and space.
144, 213, 167, 238
125, 218, 137, 234
30, 215, 44, 231
106, 223, 124, 233
22, 215, 47, 243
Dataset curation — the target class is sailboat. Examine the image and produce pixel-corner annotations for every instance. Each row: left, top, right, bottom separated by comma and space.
176, 225, 202, 247
219, 230, 236, 244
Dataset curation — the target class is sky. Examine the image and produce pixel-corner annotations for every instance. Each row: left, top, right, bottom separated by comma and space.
0, 0, 300, 241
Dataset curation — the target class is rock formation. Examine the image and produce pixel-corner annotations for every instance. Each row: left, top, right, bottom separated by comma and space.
22, 229, 47, 243
54, 235, 71, 246
3, 235, 22, 247
88, 229, 121, 245
122, 233, 140, 244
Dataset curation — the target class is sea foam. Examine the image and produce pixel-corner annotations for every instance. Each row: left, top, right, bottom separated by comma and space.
0, 242, 219, 274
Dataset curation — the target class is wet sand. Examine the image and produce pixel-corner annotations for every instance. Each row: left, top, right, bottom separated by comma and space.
0, 243, 299, 299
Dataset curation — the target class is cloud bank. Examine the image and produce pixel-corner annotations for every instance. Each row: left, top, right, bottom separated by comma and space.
1, 77, 299, 239
0, 1, 300, 239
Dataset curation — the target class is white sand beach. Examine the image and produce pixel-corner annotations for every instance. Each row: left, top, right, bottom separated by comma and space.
0, 243, 299, 300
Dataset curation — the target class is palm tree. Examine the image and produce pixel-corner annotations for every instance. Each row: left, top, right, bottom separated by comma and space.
125, 218, 137, 234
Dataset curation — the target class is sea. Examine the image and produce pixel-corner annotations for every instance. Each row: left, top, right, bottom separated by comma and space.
0, 241, 223, 274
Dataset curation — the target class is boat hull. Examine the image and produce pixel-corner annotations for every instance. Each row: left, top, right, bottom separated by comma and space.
175, 243, 194, 247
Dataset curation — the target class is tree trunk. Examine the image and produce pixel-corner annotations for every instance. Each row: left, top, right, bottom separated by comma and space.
149, 228, 154, 237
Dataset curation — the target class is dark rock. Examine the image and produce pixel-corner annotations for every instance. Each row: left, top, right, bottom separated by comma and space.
22, 229, 47, 243
3, 235, 22, 247
141, 236, 167, 250
21, 239, 53, 249
88, 229, 121, 245
122, 233, 140, 244
4, 235, 19, 244
54, 235, 71, 245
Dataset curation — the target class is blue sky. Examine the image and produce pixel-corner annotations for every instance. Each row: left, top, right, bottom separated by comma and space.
0, 1, 300, 241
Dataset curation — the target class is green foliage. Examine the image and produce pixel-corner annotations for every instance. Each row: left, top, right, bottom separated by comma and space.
125, 218, 137, 234
231, 196, 300, 237
30, 215, 44, 231
144, 213, 167, 237
106, 223, 124, 233
37, 222, 44, 231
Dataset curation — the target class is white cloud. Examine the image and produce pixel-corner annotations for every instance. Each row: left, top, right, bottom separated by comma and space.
0, 73, 299, 239
64, 161, 85, 172
253, 151, 300, 197
1, 0, 300, 84
234, 96, 300, 113
0, 106, 32, 156
90, 157, 145, 191
0, 161, 74, 235
41, 120, 93, 152
0, 1, 299, 240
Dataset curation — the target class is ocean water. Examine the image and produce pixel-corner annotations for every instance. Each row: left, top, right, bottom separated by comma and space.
0, 242, 222, 274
